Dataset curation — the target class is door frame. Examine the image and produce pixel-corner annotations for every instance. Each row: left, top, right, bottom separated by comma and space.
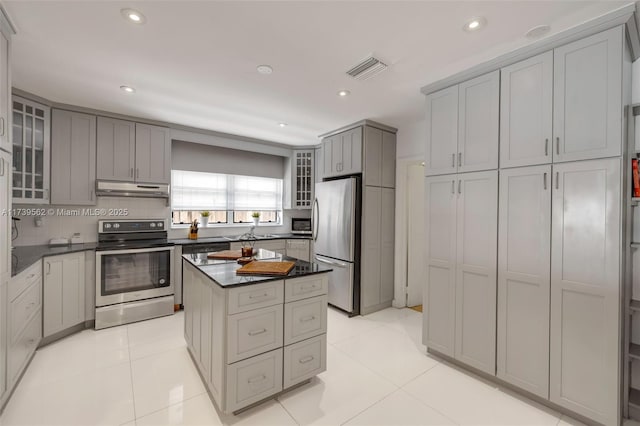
393, 155, 425, 308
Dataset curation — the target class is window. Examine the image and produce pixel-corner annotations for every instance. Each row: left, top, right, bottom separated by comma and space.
171, 170, 283, 226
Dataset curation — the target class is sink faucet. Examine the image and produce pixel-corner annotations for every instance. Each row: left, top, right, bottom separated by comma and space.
249, 225, 256, 237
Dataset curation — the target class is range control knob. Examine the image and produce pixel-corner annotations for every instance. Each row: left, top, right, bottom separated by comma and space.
104, 224, 112, 229
157, 222, 164, 228
150, 223, 156, 228
113, 223, 120, 229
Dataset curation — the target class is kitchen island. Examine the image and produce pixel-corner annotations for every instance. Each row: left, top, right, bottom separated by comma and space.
182, 249, 331, 414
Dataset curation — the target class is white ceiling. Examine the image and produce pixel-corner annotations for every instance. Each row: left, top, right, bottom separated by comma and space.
3, 1, 630, 147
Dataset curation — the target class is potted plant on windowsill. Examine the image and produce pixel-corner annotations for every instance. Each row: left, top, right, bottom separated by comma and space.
200, 211, 210, 227
251, 212, 260, 227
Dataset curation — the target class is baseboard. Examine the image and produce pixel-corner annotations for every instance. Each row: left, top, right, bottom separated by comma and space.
38, 322, 89, 348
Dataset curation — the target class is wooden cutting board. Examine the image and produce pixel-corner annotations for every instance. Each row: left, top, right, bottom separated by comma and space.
207, 250, 245, 260
236, 260, 296, 276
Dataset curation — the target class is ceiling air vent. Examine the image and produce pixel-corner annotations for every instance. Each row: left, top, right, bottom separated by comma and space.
346, 56, 388, 80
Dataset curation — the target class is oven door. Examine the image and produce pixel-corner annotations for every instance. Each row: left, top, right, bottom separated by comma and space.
96, 246, 175, 307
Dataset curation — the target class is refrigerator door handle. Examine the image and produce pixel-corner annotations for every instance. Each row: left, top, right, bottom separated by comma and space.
314, 255, 348, 268
312, 198, 319, 241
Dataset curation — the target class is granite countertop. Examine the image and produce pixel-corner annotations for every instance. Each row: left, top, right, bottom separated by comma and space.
171, 233, 312, 246
11, 243, 97, 277
182, 248, 331, 288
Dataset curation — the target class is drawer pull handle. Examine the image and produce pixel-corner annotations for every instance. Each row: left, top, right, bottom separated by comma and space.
249, 293, 269, 299
300, 315, 315, 323
300, 284, 317, 292
299, 356, 315, 364
247, 374, 267, 384
248, 328, 267, 336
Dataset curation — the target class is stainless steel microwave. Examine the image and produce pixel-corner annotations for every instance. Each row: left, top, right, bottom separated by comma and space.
291, 217, 312, 235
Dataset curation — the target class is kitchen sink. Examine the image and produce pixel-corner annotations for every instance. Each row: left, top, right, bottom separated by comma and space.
221, 234, 280, 241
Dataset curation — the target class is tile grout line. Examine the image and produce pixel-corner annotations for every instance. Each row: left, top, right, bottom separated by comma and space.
338, 387, 403, 426
397, 386, 461, 425
276, 397, 301, 426
126, 326, 138, 423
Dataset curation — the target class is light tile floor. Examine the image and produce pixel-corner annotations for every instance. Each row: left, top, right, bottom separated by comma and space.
0, 307, 591, 426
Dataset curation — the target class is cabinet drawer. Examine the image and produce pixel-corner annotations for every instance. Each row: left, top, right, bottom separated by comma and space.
7, 309, 41, 385
227, 304, 283, 364
284, 295, 327, 345
284, 274, 328, 303
227, 280, 284, 315
283, 334, 326, 389
226, 348, 283, 413
9, 260, 41, 301
9, 279, 41, 343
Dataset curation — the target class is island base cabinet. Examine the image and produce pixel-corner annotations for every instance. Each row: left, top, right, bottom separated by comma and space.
7, 313, 40, 386
225, 348, 283, 413
283, 334, 327, 389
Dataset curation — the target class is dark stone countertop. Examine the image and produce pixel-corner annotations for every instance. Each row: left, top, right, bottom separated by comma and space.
11, 243, 97, 277
171, 233, 312, 246
182, 248, 331, 288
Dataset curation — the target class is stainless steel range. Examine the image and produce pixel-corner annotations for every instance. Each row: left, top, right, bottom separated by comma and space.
95, 219, 175, 329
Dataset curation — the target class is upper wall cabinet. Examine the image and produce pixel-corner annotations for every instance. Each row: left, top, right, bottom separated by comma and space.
12, 97, 50, 204
50, 110, 96, 205
364, 127, 396, 188
322, 127, 362, 178
500, 52, 553, 168
284, 150, 314, 209
134, 123, 171, 184
0, 32, 10, 154
424, 71, 499, 176
553, 26, 622, 162
97, 117, 171, 184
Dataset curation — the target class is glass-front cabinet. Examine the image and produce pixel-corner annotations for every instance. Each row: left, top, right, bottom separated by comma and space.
294, 150, 313, 208
12, 96, 50, 203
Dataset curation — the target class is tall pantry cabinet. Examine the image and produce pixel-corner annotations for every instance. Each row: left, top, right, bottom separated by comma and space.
0, 6, 14, 411
423, 25, 629, 426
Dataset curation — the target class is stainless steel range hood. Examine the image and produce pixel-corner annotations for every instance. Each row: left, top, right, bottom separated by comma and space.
96, 181, 170, 199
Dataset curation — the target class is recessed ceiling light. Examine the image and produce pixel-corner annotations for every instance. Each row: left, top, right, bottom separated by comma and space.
337, 90, 350, 97
463, 17, 486, 32
257, 65, 273, 75
526, 25, 550, 39
121, 8, 146, 24
279, 123, 287, 128
120, 85, 136, 93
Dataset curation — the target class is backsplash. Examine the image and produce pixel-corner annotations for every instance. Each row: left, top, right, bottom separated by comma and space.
11, 197, 311, 246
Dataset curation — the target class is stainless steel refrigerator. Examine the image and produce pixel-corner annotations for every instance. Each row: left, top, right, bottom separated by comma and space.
312, 177, 360, 315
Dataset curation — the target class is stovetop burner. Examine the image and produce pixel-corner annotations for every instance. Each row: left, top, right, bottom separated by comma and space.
97, 219, 171, 251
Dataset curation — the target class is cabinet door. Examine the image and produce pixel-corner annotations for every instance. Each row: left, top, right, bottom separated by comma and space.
361, 186, 381, 310
135, 123, 171, 184
341, 127, 362, 175
553, 26, 622, 162
497, 165, 551, 398
458, 71, 499, 173
364, 126, 382, 186
315, 147, 324, 183
96, 117, 135, 181
380, 188, 395, 303
423, 174, 457, 356
50, 110, 97, 205
424, 86, 458, 176
0, 150, 10, 282
0, 32, 9, 153
455, 170, 498, 374
43, 252, 85, 337
500, 52, 553, 168
0, 282, 6, 402
322, 136, 334, 178
381, 131, 396, 188
550, 158, 620, 425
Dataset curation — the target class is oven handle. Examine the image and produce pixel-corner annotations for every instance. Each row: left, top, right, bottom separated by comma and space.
96, 246, 175, 256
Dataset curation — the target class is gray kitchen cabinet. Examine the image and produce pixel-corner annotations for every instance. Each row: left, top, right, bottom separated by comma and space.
423, 170, 498, 375
361, 186, 395, 314
96, 116, 135, 182
424, 71, 499, 176
315, 147, 323, 183
457, 71, 499, 173
499, 52, 553, 168
50, 109, 96, 205
322, 127, 362, 178
285, 239, 310, 262
424, 85, 458, 176
553, 26, 623, 163
454, 170, 498, 374
0, 31, 10, 154
43, 252, 85, 338
97, 118, 171, 184
0, 150, 10, 282
497, 165, 551, 398
364, 127, 396, 188
134, 123, 171, 184
284, 150, 314, 209
423, 174, 457, 357
0, 281, 6, 406
550, 157, 620, 425
6, 260, 41, 394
